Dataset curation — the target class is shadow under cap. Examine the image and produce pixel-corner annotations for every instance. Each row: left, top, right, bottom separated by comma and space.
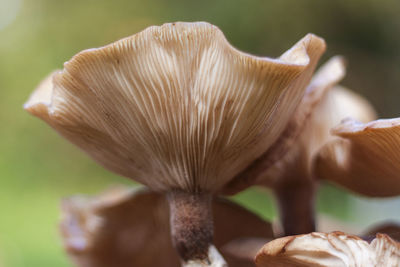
25, 22, 325, 193
363, 222, 400, 242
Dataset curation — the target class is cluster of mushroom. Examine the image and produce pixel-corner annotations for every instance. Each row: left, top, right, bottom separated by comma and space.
25, 22, 400, 266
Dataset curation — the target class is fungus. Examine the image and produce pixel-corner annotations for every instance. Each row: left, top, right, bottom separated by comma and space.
25, 22, 325, 265
60, 186, 273, 267
220, 220, 400, 265
224, 57, 376, 235
255, 232, 400, 267
314, 118, 400, 197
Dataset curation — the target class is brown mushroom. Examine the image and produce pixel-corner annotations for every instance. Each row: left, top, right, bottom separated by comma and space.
255, 231, 400, 267
60, 186, 274, 267
224, 57, 376, 235
314, 118, 400, 197
25, 22, 325, 264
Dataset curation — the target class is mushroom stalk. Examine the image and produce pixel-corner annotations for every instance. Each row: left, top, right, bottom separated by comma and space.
167, 191, 227, 267
274, 179, 315, 235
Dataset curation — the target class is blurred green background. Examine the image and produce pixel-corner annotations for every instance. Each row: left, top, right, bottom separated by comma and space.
1, 0, 400, 266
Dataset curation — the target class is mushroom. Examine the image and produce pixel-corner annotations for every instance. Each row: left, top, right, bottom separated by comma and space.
60, 186, 274, 267
314, 118, 400, 197
223, 57, 376, 235
24, 22, 325, 265
255, 231, 400, 267
219, 219, 400, 265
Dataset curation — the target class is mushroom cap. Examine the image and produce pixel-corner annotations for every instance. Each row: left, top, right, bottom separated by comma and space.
60, 186, 274, 267
224, 56, 376, 193
255, 232, 400, 267
25, 22, 325, 192
314, 117, 400, 197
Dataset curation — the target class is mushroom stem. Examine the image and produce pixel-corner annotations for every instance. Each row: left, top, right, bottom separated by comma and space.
167, 191, 227, 267
274, 180, 315, 235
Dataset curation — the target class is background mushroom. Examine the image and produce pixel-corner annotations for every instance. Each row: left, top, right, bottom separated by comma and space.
255, 232, 400, 267
24, 22, 325, 265
60, 186, 274, 267
314, 118, 400, 197
223, 56, 376, 235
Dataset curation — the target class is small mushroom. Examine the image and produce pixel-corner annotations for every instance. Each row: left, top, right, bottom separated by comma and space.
25, 22, 325, 264
255, 231, 400, 267
60, 186, 274, 267
224, 57, 376, 235
314, 118, 400, 196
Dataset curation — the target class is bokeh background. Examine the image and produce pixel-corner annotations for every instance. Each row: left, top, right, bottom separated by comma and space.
1, 0, 400, 266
